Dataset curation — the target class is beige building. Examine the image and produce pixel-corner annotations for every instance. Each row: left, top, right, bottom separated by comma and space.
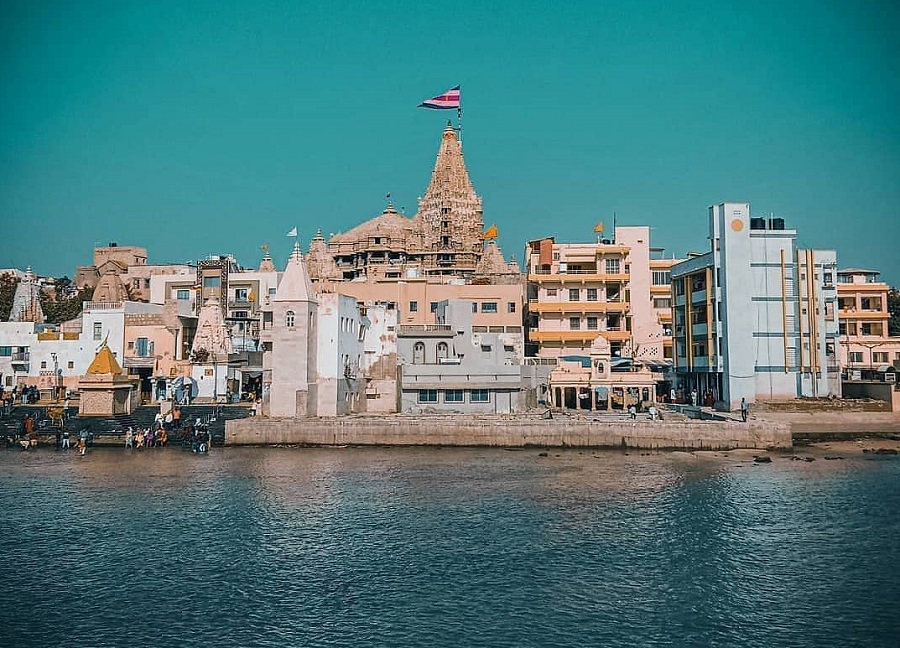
307, 123, 523, 332
74, 243, 191, 302
525, 226, 679, 363
837, 268, 900, 375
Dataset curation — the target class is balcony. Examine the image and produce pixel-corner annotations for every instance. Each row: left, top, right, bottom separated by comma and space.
124, 356, 157, 369
529, 329, 632, 343
527, 300, 630, 314
528, 270, 630, 284
12, 352, 30, 363
399, 324, 453, 337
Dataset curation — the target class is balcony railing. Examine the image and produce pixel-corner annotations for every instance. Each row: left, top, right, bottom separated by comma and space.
12, 352, 30, 362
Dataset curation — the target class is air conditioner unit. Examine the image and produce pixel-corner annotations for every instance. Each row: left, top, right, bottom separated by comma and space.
438, 357, 461, 365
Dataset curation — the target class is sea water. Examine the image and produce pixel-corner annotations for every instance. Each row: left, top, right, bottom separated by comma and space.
1, 446, 898, 647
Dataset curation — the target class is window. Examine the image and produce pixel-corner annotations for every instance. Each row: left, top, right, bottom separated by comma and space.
692, 342, 707, 357
552, 252, 560, 261
136, 337, 149, 357
0, 346, 11, 356
472, 303, 478, 312
587, 317, 598, 330
481, 302, 498, 313
445, 389, 464, 403
861, 323, 872, 335
570, 317, 581, 330
41, 360, 47, 369
652, 270, 671, 286
430, 302, 439, 313
873, 352, 889, 363
203, 276, 220, 288
413, 342, 425, 364
547, 289, 557, 297
286, 310, 295, 328
606, 258, 620, 274
587, 288, 598, 301
232, 311, 248, 319
67, 361, 74, 369
470, 389, 489, 403
504, 344, 515, 352
849, 352, 863, 363
653, 298, 672, 309
409, 301, 418, 313
418, 389, 438, 403
674, 279, 685, 296
235, 288, 249, 301
93, 323, 102, 340
176, 289, 190, 300
268, 287, 277, 295
437, 342, 449, 361
507, 302, 516, 313
568, 288, 580, 301
481, 344, 492, 352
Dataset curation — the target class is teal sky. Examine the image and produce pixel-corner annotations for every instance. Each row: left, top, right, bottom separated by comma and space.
2, 0, 898, 284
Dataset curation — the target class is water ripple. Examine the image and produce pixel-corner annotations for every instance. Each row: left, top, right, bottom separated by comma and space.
0, 447, 898, 647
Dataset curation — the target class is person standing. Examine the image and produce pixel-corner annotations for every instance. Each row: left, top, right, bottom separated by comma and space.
125, 427, 134, 449
62, 429, 71, 449
628, 405, 637, 420
691, 389, 698, 406
740, 398, 749, 422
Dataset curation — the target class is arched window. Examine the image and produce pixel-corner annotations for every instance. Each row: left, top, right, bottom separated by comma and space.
286, 310, 295, 328
436, 342, 449, 361
413, 342, 425, 365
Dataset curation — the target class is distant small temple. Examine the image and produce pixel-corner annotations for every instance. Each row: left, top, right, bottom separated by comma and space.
78, 341, 140, 416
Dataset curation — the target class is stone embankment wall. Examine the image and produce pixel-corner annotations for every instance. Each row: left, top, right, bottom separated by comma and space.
755, 398, 888, 413
225, 416, 791, 450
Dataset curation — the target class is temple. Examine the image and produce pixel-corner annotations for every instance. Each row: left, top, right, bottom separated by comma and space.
311, 123, 518, 284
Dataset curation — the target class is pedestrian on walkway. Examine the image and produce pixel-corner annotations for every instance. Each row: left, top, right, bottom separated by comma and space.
61, 429, 71, 449
740, 398, 749, 422
628, 405, 637, 420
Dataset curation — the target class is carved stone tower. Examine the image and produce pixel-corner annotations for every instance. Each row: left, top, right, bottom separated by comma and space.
413, 122, 484, 274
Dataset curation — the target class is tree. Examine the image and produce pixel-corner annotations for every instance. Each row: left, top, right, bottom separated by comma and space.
889, 288, 900, 337
0, 273, 18, 321
40, 277, 94, 324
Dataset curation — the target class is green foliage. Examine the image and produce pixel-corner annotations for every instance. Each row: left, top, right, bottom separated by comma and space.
888, 288, 900, 337
0, 273, 18, 321
40, 279, 94, 324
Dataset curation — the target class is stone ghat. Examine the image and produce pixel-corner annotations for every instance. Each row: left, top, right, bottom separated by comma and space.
225, 416, 791, 450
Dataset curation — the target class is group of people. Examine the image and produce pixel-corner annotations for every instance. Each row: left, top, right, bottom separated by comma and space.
124, 416, 211, 453
124, 426, 169, 449
1, 384, 41, 406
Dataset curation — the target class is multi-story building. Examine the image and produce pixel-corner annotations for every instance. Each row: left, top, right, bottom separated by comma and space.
524, 226, 680, 363
397, 300, 529, 414
836, 268, 900, 377
671, 203, 840, 409
315, 292, 366, 416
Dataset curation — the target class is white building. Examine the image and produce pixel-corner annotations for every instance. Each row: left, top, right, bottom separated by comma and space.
671, 203, 840, 409
315, 292, 366, 416
0, 300, 163, 394
264, 243, 318, 417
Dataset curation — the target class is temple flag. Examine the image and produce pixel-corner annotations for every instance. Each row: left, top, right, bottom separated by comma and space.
286, 226, 298, 237
482, 224, 498, 240
418, 85, 461, 110
594, 222, 604, 234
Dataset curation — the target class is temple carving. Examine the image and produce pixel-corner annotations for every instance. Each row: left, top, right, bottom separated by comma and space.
312, 123, 518, 283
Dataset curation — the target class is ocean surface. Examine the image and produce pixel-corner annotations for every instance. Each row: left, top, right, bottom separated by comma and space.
1, 446, 898, 648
